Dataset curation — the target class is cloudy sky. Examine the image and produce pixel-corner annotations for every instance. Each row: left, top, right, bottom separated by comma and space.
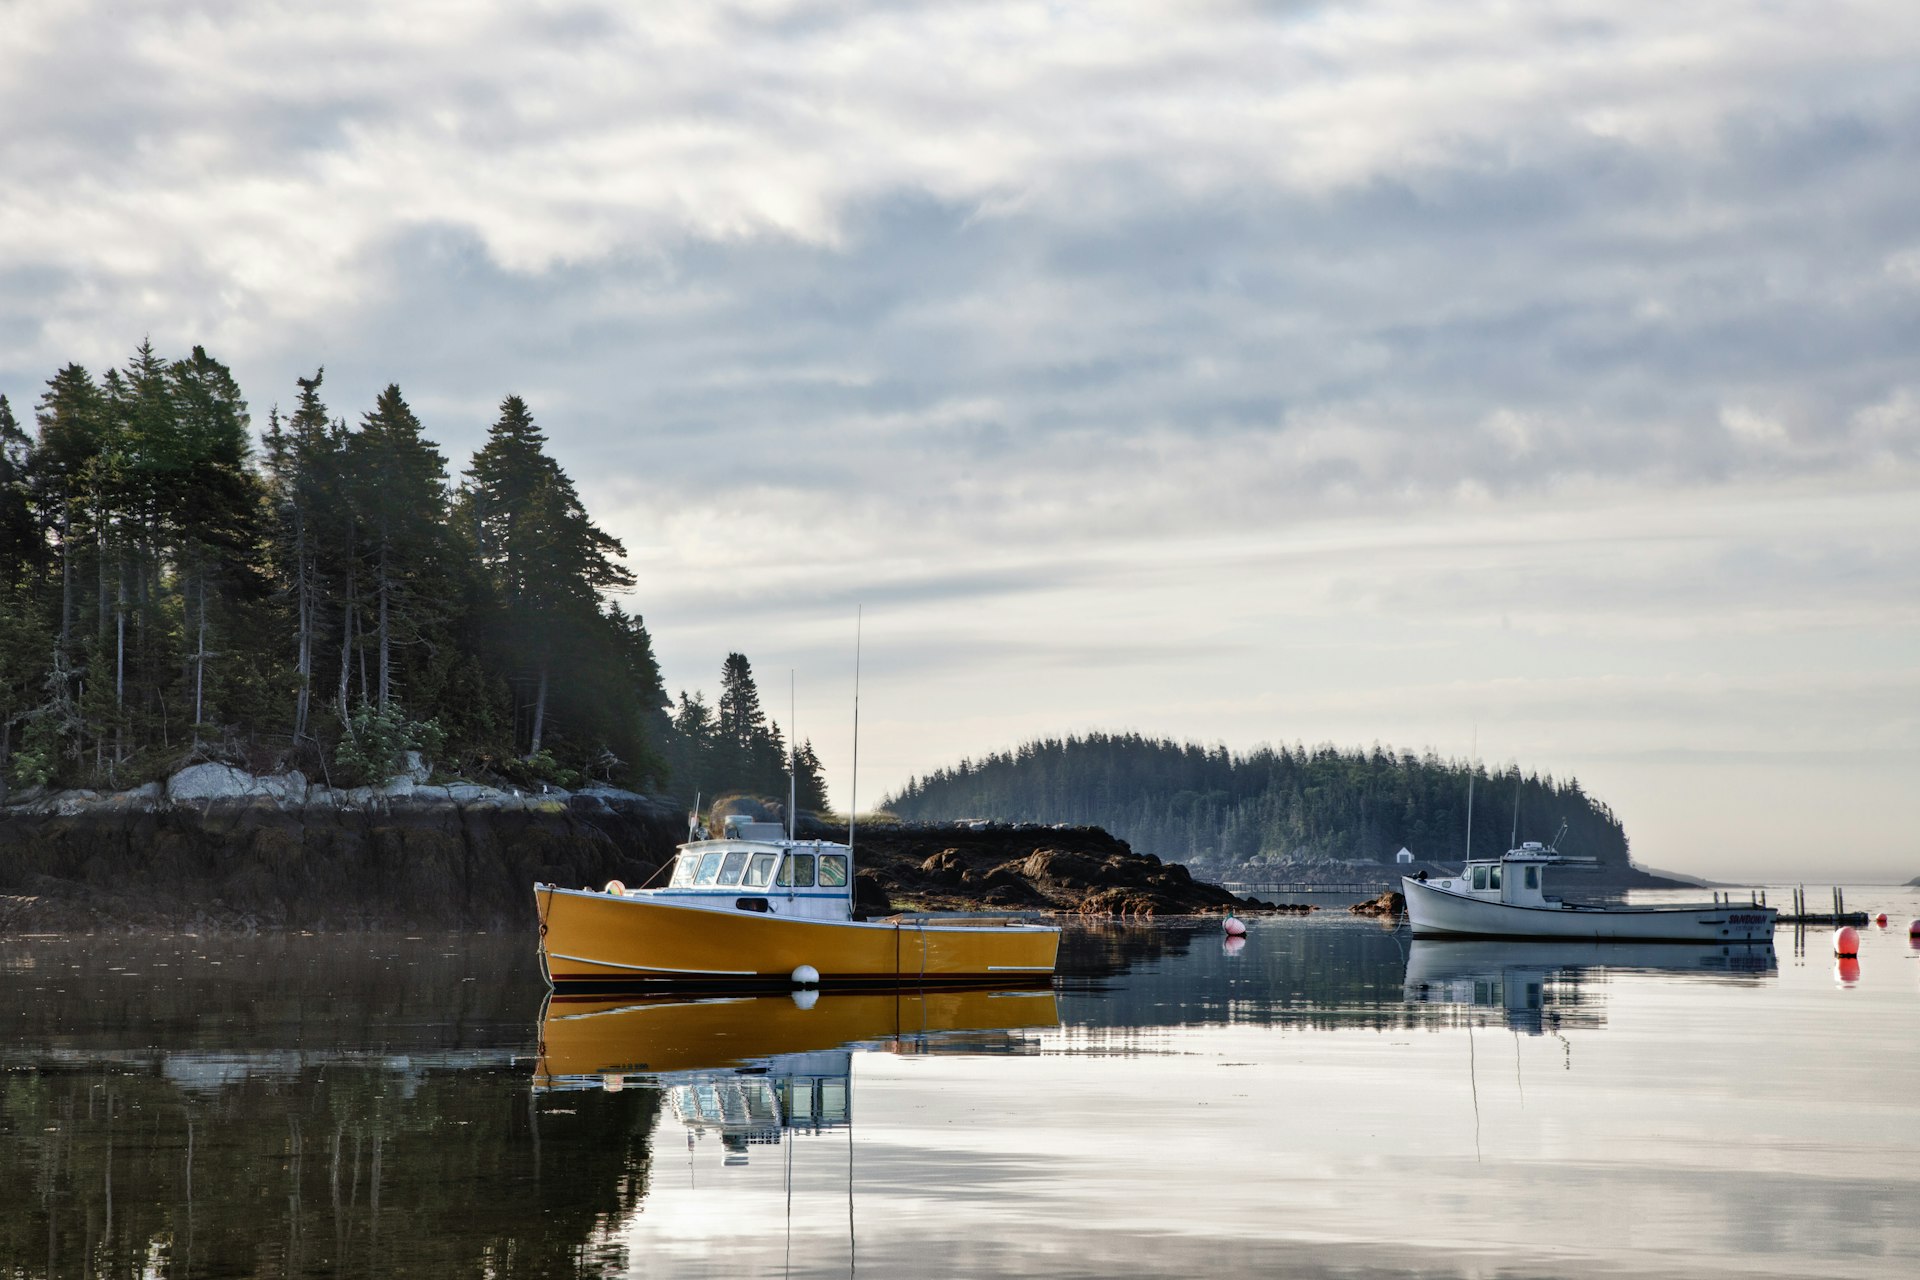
4, 0, 1916, 879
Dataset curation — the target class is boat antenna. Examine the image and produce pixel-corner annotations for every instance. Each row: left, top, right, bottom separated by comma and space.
1510, 767, 1521, 850
789, 670, 798, 841
688, 791, 701, 842
1464, 726, 1476, 861
848, 607, 862, 859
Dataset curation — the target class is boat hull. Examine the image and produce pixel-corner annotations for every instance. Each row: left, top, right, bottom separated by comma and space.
536, 885, 1061, 990
1401, 876, 1777, 942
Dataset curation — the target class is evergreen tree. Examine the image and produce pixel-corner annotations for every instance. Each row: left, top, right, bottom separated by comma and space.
461, 395, 632, 758
794, 738, 829, 813
713, 652, 788, 795
0, 396, 37, 592
667, 690, 717, 803
346, 383, 453, 713
161, 345, 269, 734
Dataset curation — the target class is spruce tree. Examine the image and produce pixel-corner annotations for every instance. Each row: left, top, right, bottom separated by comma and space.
346, 383, 452, 713
461, 395, 631, 759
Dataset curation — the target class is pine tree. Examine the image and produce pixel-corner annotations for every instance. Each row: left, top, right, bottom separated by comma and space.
263, 370, 341, 745
668, 690, 717, 802
346, 384, 452, 712
161, 345, 268, 734
0, 396, 37, 592
461, 395, 631, 758
794, 738, 829, 813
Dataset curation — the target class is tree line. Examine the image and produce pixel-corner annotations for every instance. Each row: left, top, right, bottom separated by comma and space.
885, 732, 1630, 877
0, 343, 823, 806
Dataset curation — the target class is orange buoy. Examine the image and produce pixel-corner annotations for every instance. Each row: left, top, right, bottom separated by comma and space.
604, 879, 627, 897
1834, 957, 1862, 986
1223, 915, 1247, 937
1833, 925, 1860, 958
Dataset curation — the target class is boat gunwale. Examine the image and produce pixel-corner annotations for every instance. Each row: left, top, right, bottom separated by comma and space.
539, 883, 1062, 934
1403, 877, 1777, 921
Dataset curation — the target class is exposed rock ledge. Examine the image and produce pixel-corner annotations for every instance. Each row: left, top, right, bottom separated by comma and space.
1, 767, 685, 933
1, 772, 1279, 932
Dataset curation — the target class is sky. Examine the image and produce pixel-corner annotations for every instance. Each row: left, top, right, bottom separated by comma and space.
2, 0, 1916, 880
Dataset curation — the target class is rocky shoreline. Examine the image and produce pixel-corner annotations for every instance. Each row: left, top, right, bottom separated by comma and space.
0, 767, 1294, 933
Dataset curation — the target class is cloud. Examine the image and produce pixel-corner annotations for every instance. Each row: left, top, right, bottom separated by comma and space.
3, 0, 1918, 871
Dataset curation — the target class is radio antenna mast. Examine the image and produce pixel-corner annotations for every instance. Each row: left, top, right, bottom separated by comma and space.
788, 671, 798, 840
847, 607, 862, 858
1464, 727, 1475, 861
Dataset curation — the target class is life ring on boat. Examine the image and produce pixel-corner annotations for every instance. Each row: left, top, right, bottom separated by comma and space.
604, 879, 627, 897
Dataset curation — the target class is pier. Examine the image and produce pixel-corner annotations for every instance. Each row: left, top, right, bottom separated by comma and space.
1776, 885, 1870, 927
1221, 882, 1385, 897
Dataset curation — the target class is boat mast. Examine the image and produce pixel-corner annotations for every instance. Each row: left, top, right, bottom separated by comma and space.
847, 607, 861, 860
788, 671, 798, 841
1509, 769, 1521, 850
1464, 728, 1475, 862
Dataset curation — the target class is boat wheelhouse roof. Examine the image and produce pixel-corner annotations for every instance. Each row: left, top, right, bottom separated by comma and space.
1462, 843, 1598, 868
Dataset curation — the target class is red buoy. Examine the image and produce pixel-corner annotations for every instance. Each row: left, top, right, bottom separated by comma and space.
1223, 915, 1247, 937
1876, 913, 1889, 927
1833, 925, 1860, 958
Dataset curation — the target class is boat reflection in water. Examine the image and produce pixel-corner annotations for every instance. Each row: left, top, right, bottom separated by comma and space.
1403, 939, 1777, 1035
535, 986, 1059, 1167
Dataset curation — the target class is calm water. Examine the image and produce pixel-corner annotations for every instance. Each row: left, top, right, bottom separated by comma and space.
3, 889, 1917, 1278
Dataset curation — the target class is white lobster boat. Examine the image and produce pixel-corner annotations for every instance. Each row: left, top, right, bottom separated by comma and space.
1402, 842, 1776, 943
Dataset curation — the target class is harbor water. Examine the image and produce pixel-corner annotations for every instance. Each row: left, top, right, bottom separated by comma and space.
2, 888, 1916, 1277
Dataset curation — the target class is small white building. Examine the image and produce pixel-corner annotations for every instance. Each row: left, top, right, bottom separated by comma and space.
1394, 847, 1415, 864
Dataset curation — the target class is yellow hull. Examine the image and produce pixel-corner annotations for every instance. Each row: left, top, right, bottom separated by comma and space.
535, 885, 1060, 989
535, 987, 1060, 1083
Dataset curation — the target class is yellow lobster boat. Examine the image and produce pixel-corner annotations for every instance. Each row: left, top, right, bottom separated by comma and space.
535, 816, 1061, 991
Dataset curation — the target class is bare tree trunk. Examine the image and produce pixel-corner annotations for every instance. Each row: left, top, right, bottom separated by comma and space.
293, 510, 311, 742
115, 559, 126, 763
528, 663, 549, 758
58, 508, 73, 651
376, 532, 390, 711
193, 575, 207, 727
337, 571, 354, 716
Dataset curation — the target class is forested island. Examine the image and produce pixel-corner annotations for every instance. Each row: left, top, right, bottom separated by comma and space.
886, 733, 1652, 885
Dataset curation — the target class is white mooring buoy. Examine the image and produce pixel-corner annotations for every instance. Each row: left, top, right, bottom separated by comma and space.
791, 964, 821, 987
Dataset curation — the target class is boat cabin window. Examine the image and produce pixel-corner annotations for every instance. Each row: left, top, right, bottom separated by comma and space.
819, 853, 848, 887
718, 851, 750, 885
695, 852, 725, 886
1489, 865, 1501, 889
778, 853, 816, 888
744, 852, 778, 888
1472, 866, 1488, 891
670, 854, 699, 887
1524, 865, 1539, 890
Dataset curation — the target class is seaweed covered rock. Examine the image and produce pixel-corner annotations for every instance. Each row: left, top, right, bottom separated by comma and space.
850, 823, 1255, 916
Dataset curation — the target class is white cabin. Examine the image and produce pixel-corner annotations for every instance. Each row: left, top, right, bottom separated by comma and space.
657, 834, 857, 922
1421, 847, 1561, 909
